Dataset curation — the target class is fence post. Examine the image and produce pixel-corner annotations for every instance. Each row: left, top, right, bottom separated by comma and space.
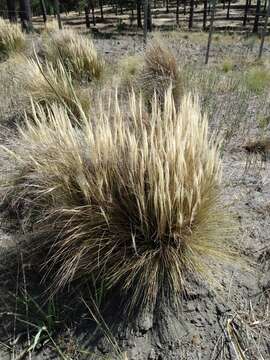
205, 0, 217, 64
259, 0, 270, 58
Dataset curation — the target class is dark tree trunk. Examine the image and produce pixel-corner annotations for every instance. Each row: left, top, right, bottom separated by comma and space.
85, 5, 91, 28
89, 0, 96, 26
243, 0, 249, 26
183, 0, 186, 15
223, 0, 226, 9
176, 0, 180, 25
227, 0, 231, 19
259, 0, 270, 58
7, 0, 17, 23
253, 0, 261, 32
189, 0, 194, 29
54, 0, 62, 29
137, 0, 142, 28
99, 0, 104, 21
40, 0, 47, 24
203, 0, 207, 30
19, 0, 33, 32
147, 1, 152, 31
166, 0, 169, 13
143, 0, 148, 43
205, 0, 217, 64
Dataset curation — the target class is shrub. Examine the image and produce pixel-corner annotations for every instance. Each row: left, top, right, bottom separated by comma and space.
42, 28, 104, 82
18, 57, 90, 117
139, 40, 183, 109
2, 90, 231, 312
0, 17, 26, 56
245, 67, 270, 93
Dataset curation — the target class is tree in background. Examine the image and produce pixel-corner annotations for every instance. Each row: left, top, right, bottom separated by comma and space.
6, 0, 17, 22
19, 0, 33, 32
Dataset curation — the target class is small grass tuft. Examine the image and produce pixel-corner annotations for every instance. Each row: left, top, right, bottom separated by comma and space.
0, 17, 26, 57
42, 28, 104, 82
139, 39, 183, 109
17, 57, 91, 117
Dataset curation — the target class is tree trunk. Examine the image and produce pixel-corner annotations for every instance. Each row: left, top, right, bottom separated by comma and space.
147, 1, 152, 31
89, 0, 96, 26
176, 0, 180, 25
19, 0, 33, 32
243, 0, 249, 26
40, 0, 47, 24
183, 0, 186, 15
259, 0, 270, 57
205, 0, 217, 64
253, 0, 261, 33
203, 0, 207, 30
137, 0, 142, 28
54, 0, 62, 29
85, 5, 91, 28
227, 0, 231, 19
7, 0, 17, 23
166, 0, 169, 13
100, 0, 104, 21
143, 0, 148, 44
189, 0, 194, 29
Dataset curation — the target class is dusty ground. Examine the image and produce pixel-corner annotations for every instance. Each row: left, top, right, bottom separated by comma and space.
0, 29, 270, 360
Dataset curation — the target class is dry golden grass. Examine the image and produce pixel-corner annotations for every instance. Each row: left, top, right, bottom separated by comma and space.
0, 17, 26, 56
17, 57, 90, 117
139, 39, 183, 109
2, 89, 232, 312
42, 28, 104, 82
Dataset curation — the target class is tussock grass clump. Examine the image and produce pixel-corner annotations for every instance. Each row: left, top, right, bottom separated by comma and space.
43, 28, 104, 82
0, 18, 26, 56
118, 55, 143, 88
18, 58, 90, 116
139, 40, 183, 109
2, 91, 231, 311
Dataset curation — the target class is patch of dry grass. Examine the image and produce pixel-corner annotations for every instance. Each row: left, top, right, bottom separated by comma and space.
42, 28, 104, 82
0, 17, 26, 56
17, 57, 91, 117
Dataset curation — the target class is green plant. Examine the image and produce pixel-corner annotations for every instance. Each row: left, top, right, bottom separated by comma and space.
42, 28, 104, 82
245, 67, 270, 93
1, 90, 232, 313
221, 59, 234, 73
0, 17, 26, 56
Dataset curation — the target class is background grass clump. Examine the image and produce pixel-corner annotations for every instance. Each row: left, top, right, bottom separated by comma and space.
17, 57, 91, 117
1, 89, 232, 312
0, 17, 26, 58
42, 28, 104, 82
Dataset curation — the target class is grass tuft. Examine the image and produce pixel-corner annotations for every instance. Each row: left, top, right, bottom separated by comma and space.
42, 28, 104, 82
139, 39, 183, 109
17, 57, 91, 117
0, 17, 26, 56
2, 89, 232, 313
244, 67, 270, 93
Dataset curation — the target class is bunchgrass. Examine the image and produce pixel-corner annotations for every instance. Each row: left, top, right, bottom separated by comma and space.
42, 28, 104, 82
139, 39, 183, 109
0, 17, 26, 56
17, 57, 90, 117
244, 67, 270, 93
2, 89, 232, 313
